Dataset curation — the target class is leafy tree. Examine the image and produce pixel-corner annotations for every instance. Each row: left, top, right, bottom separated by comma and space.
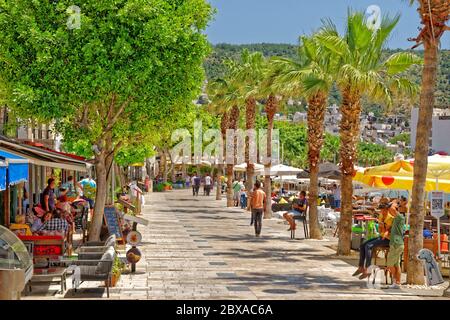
0, 0, 213, 241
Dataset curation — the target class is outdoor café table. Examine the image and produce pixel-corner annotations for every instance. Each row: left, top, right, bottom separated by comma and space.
27, 267, 67, 295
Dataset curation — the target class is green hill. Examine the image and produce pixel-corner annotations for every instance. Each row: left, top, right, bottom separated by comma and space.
204, 43, 450, 110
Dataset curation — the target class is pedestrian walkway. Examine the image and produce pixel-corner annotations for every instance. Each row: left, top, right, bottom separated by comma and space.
111, 189, 446, 300
23, 188, 449, 299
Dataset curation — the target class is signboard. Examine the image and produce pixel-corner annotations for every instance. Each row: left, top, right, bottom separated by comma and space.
431, 191, 445, 218
438, 116, 450, 120
103, 206, 123, 240
122, 214, 149, 226
126, 231, 142, 246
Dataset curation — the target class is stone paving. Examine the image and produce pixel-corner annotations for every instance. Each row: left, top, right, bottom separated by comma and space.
23, 188, 450, 300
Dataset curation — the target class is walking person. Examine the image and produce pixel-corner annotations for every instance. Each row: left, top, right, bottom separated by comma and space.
191, 173, 197, 196
249, 180, 266, 237
204, 173, 212, 196
193, 173, 201, 196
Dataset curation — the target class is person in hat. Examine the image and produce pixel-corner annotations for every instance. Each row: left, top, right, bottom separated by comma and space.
352, 197, 394, 279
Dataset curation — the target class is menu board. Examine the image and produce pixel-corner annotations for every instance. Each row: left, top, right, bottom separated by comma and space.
103, 206, 123, 240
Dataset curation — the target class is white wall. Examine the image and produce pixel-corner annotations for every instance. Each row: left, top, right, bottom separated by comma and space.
411, 108, 450, 154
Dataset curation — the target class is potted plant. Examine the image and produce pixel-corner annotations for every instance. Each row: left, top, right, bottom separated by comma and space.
109, 256, 125, 287
155, 183, 164, 192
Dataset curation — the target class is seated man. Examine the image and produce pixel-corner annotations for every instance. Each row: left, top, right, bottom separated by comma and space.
283, 191, 308, 231
37, 208, 69, 235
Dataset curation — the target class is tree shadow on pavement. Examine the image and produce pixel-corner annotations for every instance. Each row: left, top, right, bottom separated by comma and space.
227, 272, 364, 291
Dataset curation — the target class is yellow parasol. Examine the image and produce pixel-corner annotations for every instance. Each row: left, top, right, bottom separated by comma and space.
353, 154, 450, 192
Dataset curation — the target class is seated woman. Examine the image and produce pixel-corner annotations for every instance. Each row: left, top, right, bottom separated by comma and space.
283, 191, 308, 231
399, 196, 408, 215
36, 208, 69, 235
352, 198, 398, 279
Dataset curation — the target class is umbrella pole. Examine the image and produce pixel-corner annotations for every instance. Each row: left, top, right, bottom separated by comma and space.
436, 177, 441, 258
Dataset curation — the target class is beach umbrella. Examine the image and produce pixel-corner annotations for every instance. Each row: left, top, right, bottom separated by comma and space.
233, 162, 264, 173
354, 154, 450, 256
268, 164, 303, 176
297, 162, 341, 180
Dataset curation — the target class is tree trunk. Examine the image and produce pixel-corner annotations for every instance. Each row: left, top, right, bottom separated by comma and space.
161, 151, 168, 183
115, 164, 126, 189
216, 164, 222, 200
307, 92, 327, 240
263, 95, 277, 219
89, 154, 108, 242
226, 106, 240, 207
407, 21, 438, 286
263, 125, 273, 219
337, 89, 361, 256
218, 113, 228, 201
245, 97, 256, 193
226, 164, 234, 207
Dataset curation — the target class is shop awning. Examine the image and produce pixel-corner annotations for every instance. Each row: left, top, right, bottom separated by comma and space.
0, 161, 6, 191
0, 150, 29, 186
0, 137, 89, 172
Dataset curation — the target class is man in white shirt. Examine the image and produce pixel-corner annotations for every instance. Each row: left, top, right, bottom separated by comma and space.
333, 183, 341, 208
204, 173, 212, 196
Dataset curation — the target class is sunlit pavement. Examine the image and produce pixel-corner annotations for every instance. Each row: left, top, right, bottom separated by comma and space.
23, 188, 449, 300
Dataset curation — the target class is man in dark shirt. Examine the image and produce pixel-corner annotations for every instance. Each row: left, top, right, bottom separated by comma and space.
283, 191, 308, 231
41, 178, 56, 212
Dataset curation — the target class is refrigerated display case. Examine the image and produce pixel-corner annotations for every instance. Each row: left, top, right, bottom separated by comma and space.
0, 225, 33, 299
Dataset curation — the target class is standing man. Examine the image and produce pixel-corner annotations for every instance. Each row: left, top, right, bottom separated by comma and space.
41, 178, 56, 213
249, 180, 266, 237
193, 173, 201, 196
62, 176, 77, 198
386, 200, 405, 289
333, 183, 341, 209
232, 179, 241, 207
204, 173, 212, 196
191, 173, 197, 196
79, 175, 97, 216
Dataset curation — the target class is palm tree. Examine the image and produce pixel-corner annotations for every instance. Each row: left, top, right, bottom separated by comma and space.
271, 34, 337, 239
207, 77, 242, 207
229, 50, 266, 194
407, 0, 449, 285
317, 12, 421, 255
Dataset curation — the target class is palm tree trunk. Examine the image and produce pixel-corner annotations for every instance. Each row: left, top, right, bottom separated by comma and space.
408, 10, 440, 285
337, 89, 361, 255
226, 164, 234, 207
218, 113, 228, 201
216, 165, 222, 200
245, 97, 256, 193
264, 95, 277, 219
307, 92, 327, 240
226, 106, 240, 207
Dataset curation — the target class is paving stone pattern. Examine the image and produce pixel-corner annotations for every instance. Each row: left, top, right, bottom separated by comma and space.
24, 189, 449, 300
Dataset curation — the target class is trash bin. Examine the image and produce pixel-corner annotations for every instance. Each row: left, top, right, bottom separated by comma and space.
0, 225, 33, 300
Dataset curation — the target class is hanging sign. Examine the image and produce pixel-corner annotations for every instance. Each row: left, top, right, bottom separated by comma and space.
430, 191, 445, 218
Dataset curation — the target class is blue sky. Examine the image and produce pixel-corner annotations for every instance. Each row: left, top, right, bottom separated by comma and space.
205, 0, 450, 49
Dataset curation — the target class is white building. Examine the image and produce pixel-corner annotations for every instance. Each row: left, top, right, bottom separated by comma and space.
411, 108, 450, 154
